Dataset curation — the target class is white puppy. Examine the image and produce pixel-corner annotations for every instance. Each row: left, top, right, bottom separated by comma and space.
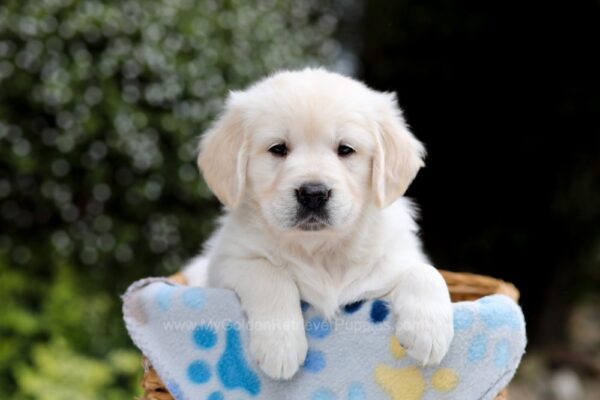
183, 68, 453, 380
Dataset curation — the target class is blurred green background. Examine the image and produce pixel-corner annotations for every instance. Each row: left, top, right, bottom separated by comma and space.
1, 0, 599, 399
0, 0, 342, 398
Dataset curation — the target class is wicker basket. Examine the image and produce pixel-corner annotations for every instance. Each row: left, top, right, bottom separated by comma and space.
139, 270, 519, 400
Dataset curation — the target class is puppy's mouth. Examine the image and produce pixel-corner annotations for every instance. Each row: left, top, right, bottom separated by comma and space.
294, 211, 331, 231
296, 217, 328, 231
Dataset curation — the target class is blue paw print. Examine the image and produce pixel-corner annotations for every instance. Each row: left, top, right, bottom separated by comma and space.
193, 325, 218, 349
155, 285, 177, 311
343, 298, 391, 324
478, 295, 522, 331
453, 307, 475, 331
369, 300, 390, 324
153, 284, 261, 398
217, 323, 261, 395
153, 283, 261, 400
182, 288, 206, 309
208, 391, 224, 400
467, 333, 488, 363
303, 315, 331, 374
302, 298, 391, 380
347, 382, 367, 400
463, 295, 522, 368
154, 283, 206, 311
183, 322, 260, 398
493, 339, 512, 368
188, 360, 212, 384
306, 316, 332, 339
304, 349, 326, 373
310, 382, 367, 400
466, 328, 514, 368
343, 300, 365, 314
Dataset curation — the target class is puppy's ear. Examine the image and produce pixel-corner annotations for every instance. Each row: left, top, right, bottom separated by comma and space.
197, 92, 248, 209
372, 92, 426, 208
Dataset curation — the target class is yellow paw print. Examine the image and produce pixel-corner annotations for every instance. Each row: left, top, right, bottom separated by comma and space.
374, 337, 458, 400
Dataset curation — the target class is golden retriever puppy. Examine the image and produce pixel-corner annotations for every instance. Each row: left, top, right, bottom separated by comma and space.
183, 68, 454, 379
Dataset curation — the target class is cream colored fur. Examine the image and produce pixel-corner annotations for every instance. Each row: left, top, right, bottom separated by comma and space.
184, 68, 453, 380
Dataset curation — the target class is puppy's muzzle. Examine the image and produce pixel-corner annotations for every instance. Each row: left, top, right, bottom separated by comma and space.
295, 182, 331, 211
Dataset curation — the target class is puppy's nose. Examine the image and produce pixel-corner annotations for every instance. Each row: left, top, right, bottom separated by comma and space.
296, 182, 331, 211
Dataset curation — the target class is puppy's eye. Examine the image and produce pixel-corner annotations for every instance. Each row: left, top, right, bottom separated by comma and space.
337, 144, 355, 157
268, 143, 288, 157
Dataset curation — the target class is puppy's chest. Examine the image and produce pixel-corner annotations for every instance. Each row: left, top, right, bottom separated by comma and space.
285, 257, 391, 319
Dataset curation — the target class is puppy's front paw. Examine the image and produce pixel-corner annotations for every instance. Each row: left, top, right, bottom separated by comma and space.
249, 320, 308, 380
394, 298, 454, 366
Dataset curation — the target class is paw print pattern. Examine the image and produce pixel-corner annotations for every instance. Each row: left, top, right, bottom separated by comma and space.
303, 349, 326, 373
187, 360, 212, 384
374, 337, 459, 400
369, 300, 390, 324
453, 296, 524, 370
343, 300, 365, 314
153, 285, 261, 399
342, 299, 391, 324
306, 316, 332, 339
303, 309, 332, 374
478, 296, 523, 331
217, 324, 261, 395
303, 303, 369, 400
155, 286, 206, 312
374, 295, 523, 400
464, 295, 523, 369
452, 307, 474, 331
467, 333, 488, 363
306, 300, 393, 400
185, 323, 261, 398
136, 283, 524, 400
301, 300, 391, 378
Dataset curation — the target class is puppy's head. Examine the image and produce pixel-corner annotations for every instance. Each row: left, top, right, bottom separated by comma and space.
198, 69, 425, 234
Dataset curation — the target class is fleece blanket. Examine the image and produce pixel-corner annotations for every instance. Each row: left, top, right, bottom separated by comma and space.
123, 278, 526, 400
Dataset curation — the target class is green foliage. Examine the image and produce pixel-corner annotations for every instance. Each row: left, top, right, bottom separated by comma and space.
14, 339, 140, 400
0, 256, 143, 398
0, 0, 339, 397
